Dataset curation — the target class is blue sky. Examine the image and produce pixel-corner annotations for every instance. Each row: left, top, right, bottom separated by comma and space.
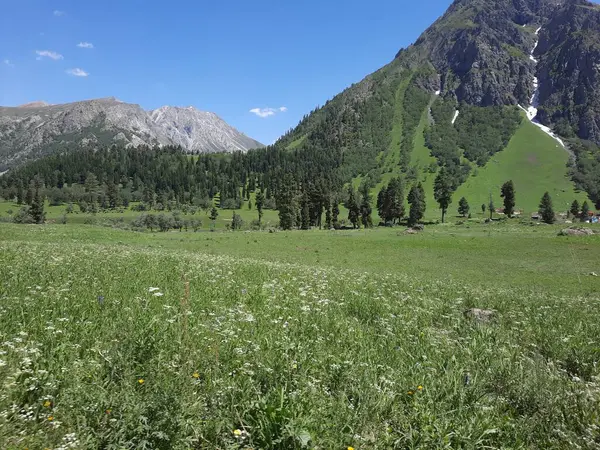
0, 0, 452, 144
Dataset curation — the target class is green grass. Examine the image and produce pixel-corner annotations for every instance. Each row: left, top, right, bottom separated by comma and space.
454, 117, 591, 216
380, 76, 411, 170
286, 134, 307, 150
0, 200, 282, 230
0, 222, 599, 448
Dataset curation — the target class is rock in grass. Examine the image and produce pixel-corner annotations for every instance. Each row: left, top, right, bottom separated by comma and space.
558, 227, 595, 236
464, 308, 496, 323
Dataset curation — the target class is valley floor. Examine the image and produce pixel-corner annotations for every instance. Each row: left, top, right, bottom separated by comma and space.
0, 223, 599, 448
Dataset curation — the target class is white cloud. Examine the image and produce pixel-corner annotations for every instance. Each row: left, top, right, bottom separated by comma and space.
77, 42, 94, 49
66, 68, 89, 77
3, 59, 14, 67
36, 50, 63, 60
250, 106, 288, 118
53, 10, 65, 16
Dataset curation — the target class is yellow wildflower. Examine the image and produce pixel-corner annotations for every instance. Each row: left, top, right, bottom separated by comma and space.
192, 372, 200, 379
47, 416, 54, 421
407, 390, 414, 396
417, 385, 423, 391
138, 378, 145, 385
43, 400, 51, 408
233, 429, 242, 436
348, 447, 355, 450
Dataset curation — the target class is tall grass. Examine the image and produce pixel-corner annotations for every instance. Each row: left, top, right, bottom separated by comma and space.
0, 228, 599, 448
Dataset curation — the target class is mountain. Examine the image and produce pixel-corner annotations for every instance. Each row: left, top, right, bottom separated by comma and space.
150, 106, 261, 154
0, 97, 263, 170
271, 0, 600, 208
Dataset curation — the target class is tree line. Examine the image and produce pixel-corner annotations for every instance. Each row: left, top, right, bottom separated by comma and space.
1, 143, 591, 229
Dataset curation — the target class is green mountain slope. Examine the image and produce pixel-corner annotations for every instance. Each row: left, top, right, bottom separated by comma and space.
454, 118, 592, 216
271, 0, 600, 211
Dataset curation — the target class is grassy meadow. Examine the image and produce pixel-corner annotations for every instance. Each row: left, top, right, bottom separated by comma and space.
454, 119, 591, 214
0, 221, 599, 448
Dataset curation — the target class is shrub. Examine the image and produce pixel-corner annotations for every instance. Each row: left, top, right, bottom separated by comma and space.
231, 213, 244, 231
221, 198, 242, 210
13, 207, 34, 224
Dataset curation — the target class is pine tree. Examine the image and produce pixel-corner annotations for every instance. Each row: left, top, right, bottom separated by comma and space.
458, 197, 470, 218
387, 177, 405, 224
231, 212, 243, 231
248, 199, 252, 210
488, 195, 494, 220
107, 182, 119, 210
84, 172, 100, 206
209, 206, 219, 230
434, 168, 453, 223
581, 201, 590, 223
345, 186, 360, 229
378, 178, 404, 224
376, 188, 386, 222
407, 183, 426, 226
16, 181, 24, 205
300, 193, 310, 230
325, 200, 332, 229
276, 175, 297, 231
255, 189, 265, 224
539, 192, 555, 224
332, 200, 340, 229
25, 186, 34, 206
481, 204, 486, 215
501, 180, 516, 218
30, 178, 45, 224
570, 200, 580, 219
359, 182, 373, 228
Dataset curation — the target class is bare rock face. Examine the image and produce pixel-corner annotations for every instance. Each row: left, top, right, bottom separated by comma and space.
150, 106, 262, 154
535, 1, 600, 144
399, 0, 570, 107
392, 0, 600, 146
0, 98, 263, 170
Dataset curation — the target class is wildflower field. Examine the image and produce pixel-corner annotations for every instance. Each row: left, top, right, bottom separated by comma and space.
0, 223, 599, 449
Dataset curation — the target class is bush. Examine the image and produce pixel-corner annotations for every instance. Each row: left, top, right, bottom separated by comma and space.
263, 197, 277, 210
250, 219, 264, 230
194, 197, 213, 211
130, 203, 150, 212
188, 218, 203, 232
78, 201, 89, 213
131, 214, 148, 231
221, 198, 242, 210
231, 213, 244, 231
13, 207, 34, 224
157, 214, 174, 232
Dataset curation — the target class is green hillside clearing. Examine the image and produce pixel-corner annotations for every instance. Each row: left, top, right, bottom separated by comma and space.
454, 117, 591, 216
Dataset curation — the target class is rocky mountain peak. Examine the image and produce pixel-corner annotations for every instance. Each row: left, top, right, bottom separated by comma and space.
18, 101, 50, 108
0, 98, 263, 170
